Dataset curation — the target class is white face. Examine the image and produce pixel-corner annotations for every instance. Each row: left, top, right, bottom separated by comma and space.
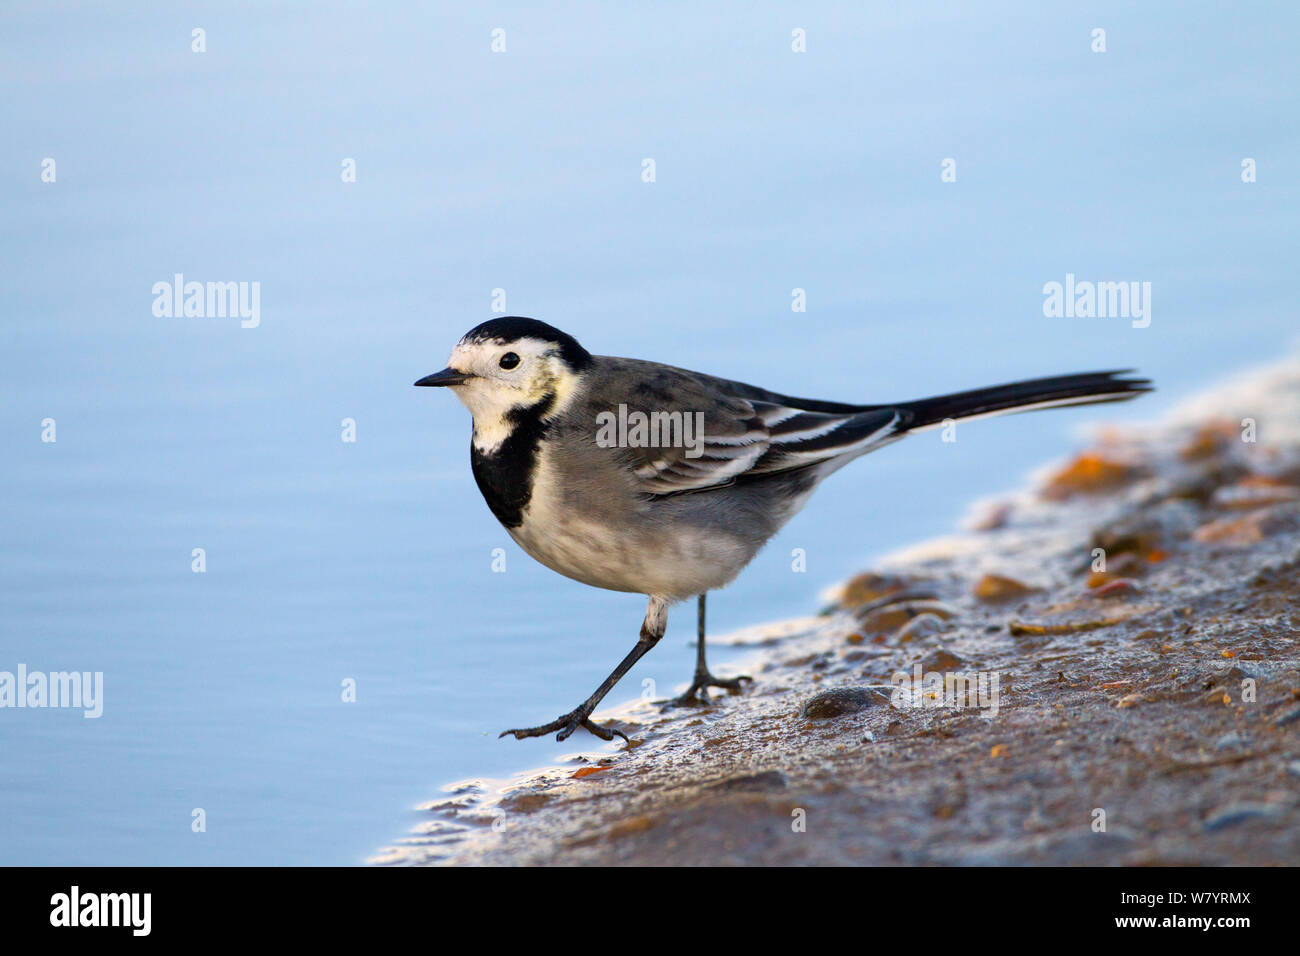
444, 335, 581, 451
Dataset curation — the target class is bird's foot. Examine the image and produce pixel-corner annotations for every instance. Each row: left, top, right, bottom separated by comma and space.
499, 708, 630, 746
662, 672, 752, 708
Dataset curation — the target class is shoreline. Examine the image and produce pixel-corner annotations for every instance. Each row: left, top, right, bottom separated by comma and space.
374, 357, 1300, 866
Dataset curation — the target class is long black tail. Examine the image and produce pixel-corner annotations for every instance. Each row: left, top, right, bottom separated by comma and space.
897, 370, 1153, 431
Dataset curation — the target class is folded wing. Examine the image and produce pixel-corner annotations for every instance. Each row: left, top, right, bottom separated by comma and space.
582, 359, 902, 498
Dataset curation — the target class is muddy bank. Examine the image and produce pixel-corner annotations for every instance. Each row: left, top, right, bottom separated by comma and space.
374, 359, 1300, 866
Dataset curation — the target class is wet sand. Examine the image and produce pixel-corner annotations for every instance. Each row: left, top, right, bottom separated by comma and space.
375, 358, 1300, 866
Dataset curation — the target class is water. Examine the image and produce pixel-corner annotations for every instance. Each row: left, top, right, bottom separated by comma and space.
2, 2, 1296, 865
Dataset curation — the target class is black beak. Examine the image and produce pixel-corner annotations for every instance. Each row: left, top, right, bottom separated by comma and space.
414, 367, 471, 387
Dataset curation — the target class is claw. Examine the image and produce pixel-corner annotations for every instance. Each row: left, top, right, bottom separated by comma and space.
662, 672, 753, 708
573, 717, 630, 745
500, 709, 630, 747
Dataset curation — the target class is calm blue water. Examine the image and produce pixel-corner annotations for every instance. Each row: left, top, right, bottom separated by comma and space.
2, 2, 1296, 864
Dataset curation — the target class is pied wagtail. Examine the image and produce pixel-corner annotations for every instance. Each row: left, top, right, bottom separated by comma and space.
416, 316, 1151, 744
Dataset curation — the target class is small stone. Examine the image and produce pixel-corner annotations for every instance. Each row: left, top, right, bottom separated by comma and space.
800, 687, 880, 719
1214, 731, 1248, 750
1218, 665, 1248, 684
1193, 507, 1299, 547
1195, 514, 1264, 546
898, 613, 946, 643
857, 606, 914, 633
1088, 578, 1140, 599
1180, 421, 1236, 461
919, 649, 964, 671
708, 770, 787, 792
1203, 803, 1283, 831
497, 791, 554, 813
1041, 452, 1139, 500
837, 572, 910, 608
1272, 706, 1300, 728
973, 573, 1037, 602
604, 815, 659, 839
1091, 515, 1166, 558
1212, 479, 1300, 510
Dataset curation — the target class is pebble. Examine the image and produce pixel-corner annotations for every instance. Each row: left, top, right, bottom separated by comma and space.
1272, 706, 1300, 728
800, 687, 880, 719
919, 649, 964, 671
898, 614, 946, 643
857, 606, 914, 633
1092, 514, 1166, 557
973, 573, 1037, 602
1203, 803, 1283, 831
837, 572, 912, 608
708, 770, 788, 792
1087, 578, 1140, 599
1041, 452, 1136, 500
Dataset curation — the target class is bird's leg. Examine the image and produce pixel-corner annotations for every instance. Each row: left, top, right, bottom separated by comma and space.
664, 593, 752, 707
500, 597, 668, 747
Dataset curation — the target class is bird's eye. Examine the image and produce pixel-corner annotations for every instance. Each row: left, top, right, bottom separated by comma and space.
498, 352, 520, 370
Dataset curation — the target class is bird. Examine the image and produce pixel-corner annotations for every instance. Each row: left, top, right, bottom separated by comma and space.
415, 316, 1151, 744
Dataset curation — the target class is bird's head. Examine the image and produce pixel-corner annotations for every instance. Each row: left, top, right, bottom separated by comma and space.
415, 317, 592, 449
